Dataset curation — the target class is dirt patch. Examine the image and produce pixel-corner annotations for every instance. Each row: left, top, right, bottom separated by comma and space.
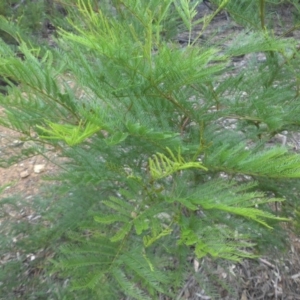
0, 124, 59, 198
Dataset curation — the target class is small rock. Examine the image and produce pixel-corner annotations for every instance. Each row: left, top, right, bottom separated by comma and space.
8, 211, 17, 217
20, 170, 30, 178
11, 140, 24, 147
22, 141, 36, 150
34, 164, 45, 173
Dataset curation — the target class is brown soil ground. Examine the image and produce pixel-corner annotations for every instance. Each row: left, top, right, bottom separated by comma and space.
0, 125, 58, 198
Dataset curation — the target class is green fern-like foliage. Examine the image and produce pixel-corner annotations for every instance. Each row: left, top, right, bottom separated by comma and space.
2, 0, 300, 298
149, 147, 208, 179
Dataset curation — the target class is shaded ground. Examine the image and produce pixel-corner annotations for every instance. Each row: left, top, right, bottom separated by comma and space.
0, 120, 59, 199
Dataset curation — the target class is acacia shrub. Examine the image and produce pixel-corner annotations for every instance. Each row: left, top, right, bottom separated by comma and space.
1, 0, 300, 299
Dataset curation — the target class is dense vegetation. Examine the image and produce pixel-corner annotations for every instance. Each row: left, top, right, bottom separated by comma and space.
1, 0, 300, 299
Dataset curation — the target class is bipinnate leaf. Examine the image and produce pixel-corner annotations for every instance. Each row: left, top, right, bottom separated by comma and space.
149, 147, 207, 180
110, 223, 132, 242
